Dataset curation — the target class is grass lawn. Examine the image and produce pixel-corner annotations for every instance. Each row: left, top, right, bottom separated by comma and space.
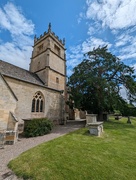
8, 117, 136, 180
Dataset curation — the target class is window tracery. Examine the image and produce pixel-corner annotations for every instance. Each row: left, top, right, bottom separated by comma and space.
31, 92, 44, 112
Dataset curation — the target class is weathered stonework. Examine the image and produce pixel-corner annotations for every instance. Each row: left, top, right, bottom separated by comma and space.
0, 75, 17, 130
5, 77, 62, 121
0, 24, 66, 130
30, 24, 66, 92
88, 122, 103, 136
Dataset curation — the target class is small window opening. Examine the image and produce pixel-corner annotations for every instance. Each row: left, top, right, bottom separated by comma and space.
37, 44, 43, 54
56, 77, 59, 83
54, 44, 60, 56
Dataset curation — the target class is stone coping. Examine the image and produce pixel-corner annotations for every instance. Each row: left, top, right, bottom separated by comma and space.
6, 130, 16, 133
87, 122, 103, 126
86, 114, 97, 116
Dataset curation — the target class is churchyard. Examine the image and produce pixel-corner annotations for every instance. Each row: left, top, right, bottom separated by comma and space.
8, 116, 136, 180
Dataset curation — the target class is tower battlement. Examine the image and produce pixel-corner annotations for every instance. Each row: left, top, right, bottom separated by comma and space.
34, 23, 65, 46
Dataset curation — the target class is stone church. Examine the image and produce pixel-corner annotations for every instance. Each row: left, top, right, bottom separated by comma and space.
0, 24, 67, 131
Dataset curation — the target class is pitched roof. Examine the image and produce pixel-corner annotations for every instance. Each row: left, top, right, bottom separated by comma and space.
0, 60, 44, 86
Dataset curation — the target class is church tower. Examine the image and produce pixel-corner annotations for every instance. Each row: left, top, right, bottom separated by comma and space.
29, 23, 66, 92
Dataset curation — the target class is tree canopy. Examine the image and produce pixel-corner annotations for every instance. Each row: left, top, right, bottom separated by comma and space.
68, 46, 136, 121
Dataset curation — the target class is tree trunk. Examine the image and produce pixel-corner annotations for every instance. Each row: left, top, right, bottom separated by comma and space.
97, 110, 103, 121
127, 116, 131, 124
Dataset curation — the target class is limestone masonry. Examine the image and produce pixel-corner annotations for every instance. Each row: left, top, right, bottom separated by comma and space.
0, 23, 67, 130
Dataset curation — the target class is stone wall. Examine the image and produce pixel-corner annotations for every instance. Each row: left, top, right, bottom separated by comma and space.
30, 51, 49, 73
5, 77, 62, 122
7, 112, 18, 131
48, 70, 65, 90
49, 51, 65, 75
0, 75, 17, 130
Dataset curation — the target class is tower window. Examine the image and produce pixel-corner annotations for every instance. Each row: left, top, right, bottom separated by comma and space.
31, 91, 44, 112
37, 44, 43, 53
56, 77, 59, 83
54, 44, 60, 56
37, 61, 40, 69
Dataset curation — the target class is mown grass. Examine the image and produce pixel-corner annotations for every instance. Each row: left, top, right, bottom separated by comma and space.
8, 117, 136, 180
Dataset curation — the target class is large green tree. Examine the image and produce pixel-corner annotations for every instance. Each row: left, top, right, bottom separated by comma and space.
68, 46, 136, 121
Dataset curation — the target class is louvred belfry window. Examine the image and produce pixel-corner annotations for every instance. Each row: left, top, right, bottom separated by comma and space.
31, 92, 44, 112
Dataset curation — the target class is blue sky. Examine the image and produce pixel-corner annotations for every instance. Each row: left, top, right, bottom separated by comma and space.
0, 0, 136, 80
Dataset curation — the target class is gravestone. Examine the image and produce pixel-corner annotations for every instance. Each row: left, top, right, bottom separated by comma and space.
74, 108, 80, 120
86, 114, 103, 136
86, 114, 97, 125
88, 122, 103, 136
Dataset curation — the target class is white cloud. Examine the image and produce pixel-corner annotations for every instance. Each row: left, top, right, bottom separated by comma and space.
115, 34, 133, 47
78, 12, 85, 24
66, 45, 83, 74
81, 0, 136, 68
0, 2, 34, 69
0, 42, 32, 69
120, 85, 128, 101
0, 2, 34, 35
117, 37, 136, 62
87, 26, 95, 35
119, 53, 136, 61
82, 37, 112, 53
86, 0, 136, 30
132, 63, 136, 71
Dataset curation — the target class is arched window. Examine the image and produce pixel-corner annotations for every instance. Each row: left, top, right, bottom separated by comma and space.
31, 92, 44, 112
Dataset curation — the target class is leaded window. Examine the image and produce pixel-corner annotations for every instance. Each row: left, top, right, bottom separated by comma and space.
31, 92, 44, 112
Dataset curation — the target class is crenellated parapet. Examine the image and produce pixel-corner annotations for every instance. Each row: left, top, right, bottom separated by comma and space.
34, 23, 65, 46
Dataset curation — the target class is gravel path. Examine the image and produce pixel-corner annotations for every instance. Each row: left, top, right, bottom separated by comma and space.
0, 120, 85, 180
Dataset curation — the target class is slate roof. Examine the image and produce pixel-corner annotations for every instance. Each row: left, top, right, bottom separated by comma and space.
0, 60, 44, 86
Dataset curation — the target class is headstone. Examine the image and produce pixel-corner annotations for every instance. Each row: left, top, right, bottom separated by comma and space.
74, 109, 80, 120
86, 114, 97, 126
88, 122, 103, 136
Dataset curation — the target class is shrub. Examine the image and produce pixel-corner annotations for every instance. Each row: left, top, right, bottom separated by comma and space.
24, 118, 53, 137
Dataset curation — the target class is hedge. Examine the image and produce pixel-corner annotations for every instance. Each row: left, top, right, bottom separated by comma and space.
24, 118, 53, 137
